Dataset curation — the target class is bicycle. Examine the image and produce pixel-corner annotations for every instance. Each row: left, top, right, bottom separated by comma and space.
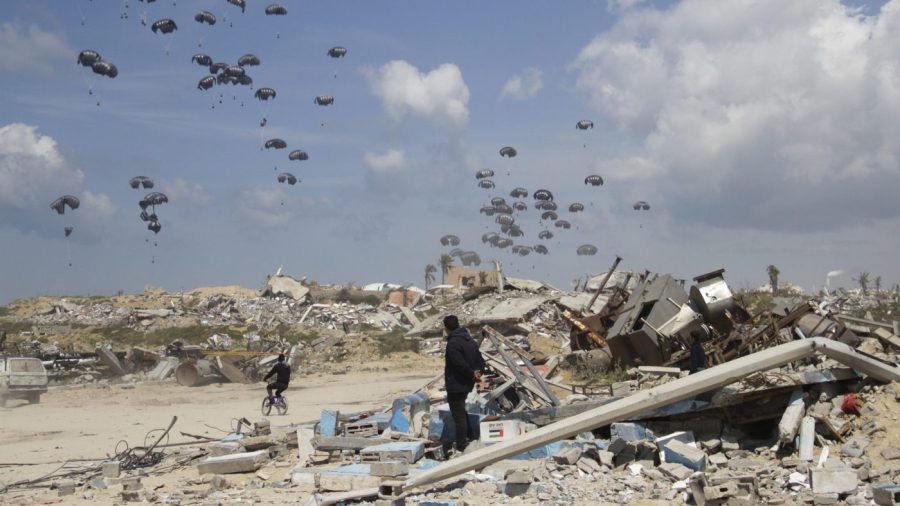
261, 394, 288, 416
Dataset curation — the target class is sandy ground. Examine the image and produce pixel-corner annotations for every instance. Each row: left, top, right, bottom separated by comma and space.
0, 369, 436, 501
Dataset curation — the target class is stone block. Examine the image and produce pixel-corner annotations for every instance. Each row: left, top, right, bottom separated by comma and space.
101, 460, 120, 478
709, 453, 728, 467
319, 473, 381, 492
841, 437, 870, 458
873, 483, 900, 506
659, 462, 693, 481
576, 456, 602, 474
811, 468, 858, 495
253, 419, 271, 436
552, 446, 582, 466
55, 479, 75, 496
120, 476, 142, 491
881, 448, 900, 461
596, 450, 615, 468
704, 480, 740, 501
371, 460, 409, 477
813, 493, 839, 505
611, 422, 652, 441
197, 450, 269, 475
656, 431, 696, 461
505, 469, 533, 484
207, 441, 241, 457
663, 439, 706, 471
209, 474, 228, 490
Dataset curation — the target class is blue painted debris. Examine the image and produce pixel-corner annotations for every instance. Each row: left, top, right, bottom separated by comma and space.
319, 409, 339, 437
611, 422, 654, 441
390, 392, 430, 433
428, 408, 486, 444
360, 441, 426, 463
346, 412, 391, 432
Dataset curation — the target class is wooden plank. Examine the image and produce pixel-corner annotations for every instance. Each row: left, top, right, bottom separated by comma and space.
402, 338, 900, 491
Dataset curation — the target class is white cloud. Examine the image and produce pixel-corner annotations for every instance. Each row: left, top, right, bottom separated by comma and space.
364, 60, 470, 129
500, 67, 543, 100
160, 178, 212, 206
80, 190, 118, 220
362, 149, 408, 174
572, 0, 900, 231
235, 188, 292, 228
0, 123, 84, 209
607, 0, 648, 11
0, 22, 73, 75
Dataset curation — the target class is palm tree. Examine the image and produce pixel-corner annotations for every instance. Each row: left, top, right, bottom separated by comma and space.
874, 275, 882, 295
439, 254, 454, 285
424, 264, 437, 290
766, 265, 780, 296
856, 272, 870, 295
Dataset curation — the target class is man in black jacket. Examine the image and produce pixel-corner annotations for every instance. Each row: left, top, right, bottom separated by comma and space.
264, 354, 291, 402
443, 315, 485, 453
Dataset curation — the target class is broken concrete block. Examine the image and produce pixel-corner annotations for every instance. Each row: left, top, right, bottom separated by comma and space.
708, 453, 728, 467
689, 472, 707, 506
703, 480, 740, 501
253, 419, 271, 436
881, 448, 900, 461
813, 493, 839, 505
552, 446, 582, 466
147, 357, 178, 381
841, 437, 870, 458
663, 439, 706, 471
656, 431, 695, 462
197, 450, 269, 475
120, 476, 142, 492
208, 441, 241, 457
659, 462, 693, 481
873, 483, 900, 506
371, 460, 409, 477
360, 441, 425, 464
209, 474, 228, 490
611, 422, 652, 441
505, 469, 533, 484
596, 450, 615, 468
799, 416, 816, 461
55, 479, 75, 496
778, 390, 806, 445
576, 456, 602, 474
811, 467, 858, 495
101, 460, 120, 478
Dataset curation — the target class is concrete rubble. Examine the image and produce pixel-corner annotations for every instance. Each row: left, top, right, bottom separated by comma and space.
2, 261, 900, 505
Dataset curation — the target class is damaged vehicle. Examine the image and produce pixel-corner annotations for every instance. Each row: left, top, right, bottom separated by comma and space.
0, 356, 49, 406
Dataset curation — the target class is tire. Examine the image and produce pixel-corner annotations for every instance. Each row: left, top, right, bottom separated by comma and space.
261, 397, 272, 416
276, 397, 288, 416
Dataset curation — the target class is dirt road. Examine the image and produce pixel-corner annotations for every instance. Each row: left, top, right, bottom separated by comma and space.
0, 370, 435, 487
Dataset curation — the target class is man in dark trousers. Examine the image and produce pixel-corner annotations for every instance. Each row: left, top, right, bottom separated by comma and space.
443, 315, 485, 453
689, 330, 707, 374
264, 354, 291, 402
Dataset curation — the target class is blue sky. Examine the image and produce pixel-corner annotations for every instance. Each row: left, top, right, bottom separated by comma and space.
1, 0, 898, 303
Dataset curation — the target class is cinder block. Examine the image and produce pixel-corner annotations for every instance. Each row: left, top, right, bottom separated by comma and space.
120, 476, 142, 491
663, 439, 706, 471
197, 450, 269, 475
873, 483, 900, 506
55, 479, 75, 496
704, 480, 739, 501
207, 441, 241, 457
659, 462, 693, 481
101, 460, 120, 478
371, 460, 409, 477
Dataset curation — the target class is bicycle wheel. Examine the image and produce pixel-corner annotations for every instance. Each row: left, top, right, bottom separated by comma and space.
261, 397, 272, 416
277, 396, 288, 415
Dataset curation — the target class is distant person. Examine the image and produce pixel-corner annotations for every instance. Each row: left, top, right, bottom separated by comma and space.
689, 331, 707, 374
264, 354, 291, 402
443, 315, 486, 454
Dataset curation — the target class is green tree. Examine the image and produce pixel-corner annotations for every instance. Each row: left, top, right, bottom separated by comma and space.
766, 265, 780, 296
439, 254, 454, 285
856, 272, 870, 295
424, 264, 437, 290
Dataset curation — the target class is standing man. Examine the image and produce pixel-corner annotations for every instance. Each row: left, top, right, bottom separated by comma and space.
689, 330, 707, 374
443, 315, 485, 453
264, 354, 291, 402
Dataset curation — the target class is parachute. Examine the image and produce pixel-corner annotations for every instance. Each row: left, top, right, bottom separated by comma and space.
265, 138, 287, 149
554, 220, 571, 229
50, 195, 80, 214
449, 248, 464, 258
327, 47, 348, 58
504, 225, 524, 237
77, 50, 101, 67
236, 75, 252, 86
495, 215, 515, 227
512, 201, 527, 212
541, 211, 558, 221
192, 54, 213, 66
633, 200, 651, 211
479, 206, 496, 216
277, 172, 298, 185
569, 202, 585, 213
533, 244, 549, 255
511, 245, 531, 257
194, 11, 216, 25
584, 175, 604, 186
538, 230, 553, 240
494, 204, 513, 215
475, 169, 494, 179
533, 189, 554, 201
478, 179, 495, 189
150, 19, 177, 34
509, 187, 528, 198
440, 234, 460, 246
490, 197, 506, 207
238, 54, 261, 67
288, 150, 309, 161
197, 76, 215, 90
255, 87, 276, 100
577, 244, 598, 256
224, 65, 245, 77
576, 120, 594, 130
228, 0, 246, 13
496, 238, 513, 249
535, 201, 558, 211
265, 4, 288, 15
64, 227, 74, 238
460, 251, 481, 266
91, 60, 118, 78
129, 176, 155, 189
139, 192, 168, 209
209, 62, 227, 74
314, 95, 334, 106
499, 146, 517, 158
481, 232, 499, 244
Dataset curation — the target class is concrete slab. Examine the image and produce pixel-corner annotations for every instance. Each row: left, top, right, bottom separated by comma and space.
811, 468, 858, 495
197, 450, 268, 475
663, 439, 706, 471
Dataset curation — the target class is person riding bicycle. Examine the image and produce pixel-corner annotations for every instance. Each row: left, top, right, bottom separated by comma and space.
264, 354, 291, 403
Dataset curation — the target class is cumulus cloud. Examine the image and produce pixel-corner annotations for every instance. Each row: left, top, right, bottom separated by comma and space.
0, 22, 73, 76
364, 60, 470, 129
80, 190, 118, 220
0, 123, 84, 209
362, 149, 408, 174
573, 0, 900, 232
160, 177, 212, 206
500, 67, 543, 100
